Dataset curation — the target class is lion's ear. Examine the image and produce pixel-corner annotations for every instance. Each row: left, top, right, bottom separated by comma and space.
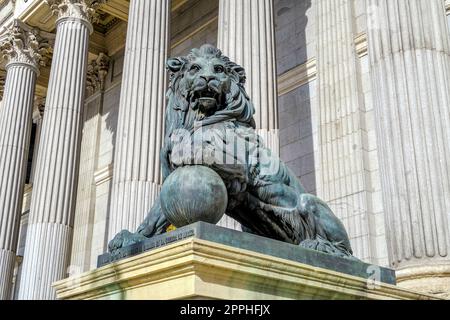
229, 64, 246, 85
166, 57, 187, 74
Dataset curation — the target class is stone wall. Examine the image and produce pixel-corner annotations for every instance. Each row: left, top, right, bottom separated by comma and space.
171, 0, 219, 56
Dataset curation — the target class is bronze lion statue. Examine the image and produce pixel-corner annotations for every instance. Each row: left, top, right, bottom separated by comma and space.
109, 44, 355, 259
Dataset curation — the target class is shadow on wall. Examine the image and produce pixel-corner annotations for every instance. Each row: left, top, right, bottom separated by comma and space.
275, 0, 316, 194
102, 55, 121, 250
81, 52, 122, 254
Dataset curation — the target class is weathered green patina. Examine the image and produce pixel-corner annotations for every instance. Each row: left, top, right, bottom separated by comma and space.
108, 45, 356, 260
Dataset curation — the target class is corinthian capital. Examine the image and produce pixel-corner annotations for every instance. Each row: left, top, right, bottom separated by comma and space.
45, 0, 107, 25
86, 52, 110, 94
0, 20, 52, 72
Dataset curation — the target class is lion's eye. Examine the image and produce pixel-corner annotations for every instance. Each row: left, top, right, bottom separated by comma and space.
190, 64, 201, 73
214, 65, 225, 73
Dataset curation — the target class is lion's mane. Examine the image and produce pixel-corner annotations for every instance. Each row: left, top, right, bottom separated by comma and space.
160, 45, 257, 179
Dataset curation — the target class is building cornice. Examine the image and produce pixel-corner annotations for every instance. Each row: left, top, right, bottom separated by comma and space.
355, 32, 368, 58
278, 59, 316, 96
94, 164, 113, 186
277, 33, 368, 96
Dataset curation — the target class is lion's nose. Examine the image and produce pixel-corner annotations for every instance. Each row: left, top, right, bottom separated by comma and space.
200, 75, 215, 83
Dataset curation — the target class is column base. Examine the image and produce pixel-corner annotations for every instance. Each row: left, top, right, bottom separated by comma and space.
18, 223, 72, 300
396, 264, 450, 299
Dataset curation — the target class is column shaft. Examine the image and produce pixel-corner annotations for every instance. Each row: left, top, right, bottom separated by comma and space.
218, 0, 279, 152
316, 0, 378, 262
0, 65, 36, 300
217, 0, 279, 230
109, 0, 170, 238
367, 0, 450, 269
18, 18, 91, 300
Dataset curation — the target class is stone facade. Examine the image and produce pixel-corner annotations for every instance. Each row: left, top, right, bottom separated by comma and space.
0, 0, 448, 299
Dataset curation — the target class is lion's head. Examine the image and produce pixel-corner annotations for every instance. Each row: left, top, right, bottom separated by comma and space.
165, 44, 256, 129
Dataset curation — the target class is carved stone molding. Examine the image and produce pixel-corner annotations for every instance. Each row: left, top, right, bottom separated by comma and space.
0, 0, 14, 11
33, 97, 46, 122
86, 52, 110, 94
45, 0, 107, 26
0, 19, 52, 73
0, 72, 5, 100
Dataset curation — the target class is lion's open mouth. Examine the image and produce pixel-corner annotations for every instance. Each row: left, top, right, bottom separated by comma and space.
194, 87, 220, 100
192, 87, 223, 117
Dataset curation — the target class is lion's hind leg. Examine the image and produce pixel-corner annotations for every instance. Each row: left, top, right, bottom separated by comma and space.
298, 194, 357, 259
300, 236, 357, 260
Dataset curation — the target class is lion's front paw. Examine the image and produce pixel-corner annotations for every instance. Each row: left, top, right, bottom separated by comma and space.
108, 230, 148, 253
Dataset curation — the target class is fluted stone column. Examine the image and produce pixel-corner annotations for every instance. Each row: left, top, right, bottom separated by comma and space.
18, 0, 104, 300
218, 0, 279, 153
0, 20, 50, 300
217, 0, 279, 230
109, 0, 171, 238
367, 0, 450, 296
315, 0, 380, 262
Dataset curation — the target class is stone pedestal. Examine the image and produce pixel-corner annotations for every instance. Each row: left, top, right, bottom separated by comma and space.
397, 265, 450, 300
54, 223, 437, 300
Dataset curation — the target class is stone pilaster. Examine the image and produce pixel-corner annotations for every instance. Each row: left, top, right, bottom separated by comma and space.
18, 0, 104, 300
315, 0, 378, 262
109, 0, 170, 238
366, 0, 450, 296
70, 53, 109, 272
217, 0, 279, 230
0, 20, 50, 300
217, 0, 279, 154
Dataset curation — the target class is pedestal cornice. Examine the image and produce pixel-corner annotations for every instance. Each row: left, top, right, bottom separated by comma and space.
54, 237, 440, 300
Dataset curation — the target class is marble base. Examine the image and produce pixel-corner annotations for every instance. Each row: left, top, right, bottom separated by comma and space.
397, 265, 450, 299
